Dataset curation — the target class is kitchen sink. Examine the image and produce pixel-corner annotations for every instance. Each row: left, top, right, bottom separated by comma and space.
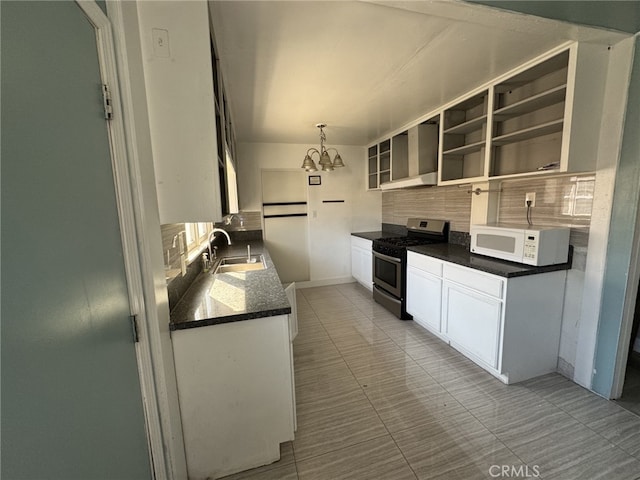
214, 254, 266, 274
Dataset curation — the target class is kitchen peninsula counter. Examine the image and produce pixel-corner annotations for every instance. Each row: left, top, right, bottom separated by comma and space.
169, 241, 291, 331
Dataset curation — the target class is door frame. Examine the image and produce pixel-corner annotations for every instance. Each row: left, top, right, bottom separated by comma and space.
76, 1, 169, 477
611, 181, 640, 398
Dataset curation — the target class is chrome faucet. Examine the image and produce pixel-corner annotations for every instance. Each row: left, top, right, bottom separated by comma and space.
208, 228, 232, 264
211, 228, 232, 245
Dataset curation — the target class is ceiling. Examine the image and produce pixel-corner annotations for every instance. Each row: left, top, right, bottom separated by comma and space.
209, 0, 630, 147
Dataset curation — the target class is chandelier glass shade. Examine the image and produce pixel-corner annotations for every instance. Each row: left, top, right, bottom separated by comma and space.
301, 124, 345, 172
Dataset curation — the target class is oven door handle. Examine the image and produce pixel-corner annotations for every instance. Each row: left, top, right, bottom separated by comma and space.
373, 251, 402, 263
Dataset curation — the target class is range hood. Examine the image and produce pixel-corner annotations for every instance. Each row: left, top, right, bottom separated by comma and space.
379, 171, 438, 190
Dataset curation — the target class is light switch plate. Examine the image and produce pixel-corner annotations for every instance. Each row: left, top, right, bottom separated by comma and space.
152, 28, 170, 58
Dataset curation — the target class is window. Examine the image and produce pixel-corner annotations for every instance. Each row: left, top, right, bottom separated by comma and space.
562, 176, 595, 218
184, 222, 214, 261
225, 149, 239, 214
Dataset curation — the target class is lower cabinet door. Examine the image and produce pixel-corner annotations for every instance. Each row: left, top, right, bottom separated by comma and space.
351, 246, 361, 283
406, 266, 442, 332
362, 249, 372, 289
443, 281, 502, 368
351, 245, 373, 290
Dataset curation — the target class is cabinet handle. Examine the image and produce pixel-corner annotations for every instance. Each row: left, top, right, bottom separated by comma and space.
373, 251, 402, 263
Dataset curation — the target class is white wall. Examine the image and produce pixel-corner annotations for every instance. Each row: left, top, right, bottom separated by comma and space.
237, 142, 381, 284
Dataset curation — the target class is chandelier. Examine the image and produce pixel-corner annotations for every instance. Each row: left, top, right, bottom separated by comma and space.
301, 123, 345, 172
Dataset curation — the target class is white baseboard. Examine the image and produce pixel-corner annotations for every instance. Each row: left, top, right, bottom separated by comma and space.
294, 277, 356, 289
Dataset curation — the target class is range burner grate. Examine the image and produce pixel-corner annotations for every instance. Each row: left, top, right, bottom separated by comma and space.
375, 236, 439, 248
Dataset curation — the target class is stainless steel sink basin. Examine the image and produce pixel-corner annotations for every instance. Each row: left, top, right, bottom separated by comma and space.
214, 254, 266, 274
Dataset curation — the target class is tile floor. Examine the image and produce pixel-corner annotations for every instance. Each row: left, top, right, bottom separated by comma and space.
222, 283, 640, 480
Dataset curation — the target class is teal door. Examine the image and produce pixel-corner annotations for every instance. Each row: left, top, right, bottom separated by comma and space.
1, 2, 152, 478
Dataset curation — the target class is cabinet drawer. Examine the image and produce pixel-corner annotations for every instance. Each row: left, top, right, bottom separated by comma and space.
443, 263, 504, 299
407, 251, 443, 277
351, 235, 373, 251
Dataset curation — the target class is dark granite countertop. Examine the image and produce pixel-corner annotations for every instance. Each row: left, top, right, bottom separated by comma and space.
170, 241, 291, 331
351, 231, 398, 241
407, 243, 572, 278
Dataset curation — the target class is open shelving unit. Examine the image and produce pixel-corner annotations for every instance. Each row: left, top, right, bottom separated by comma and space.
490, 50, 569, 178
379, 139, 391, 185
367, 42, 608, 189
492, 119, 564, 146
391, 131, 409, 180
368, 144, 378, 190
493, 85, 567, 121
440, 90, 489, 183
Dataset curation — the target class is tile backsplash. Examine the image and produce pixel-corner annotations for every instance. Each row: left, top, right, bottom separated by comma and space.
497, 173, 594, 249
381, 174, 594, 259
224, 211, 262, 231
382, 185, 472, 232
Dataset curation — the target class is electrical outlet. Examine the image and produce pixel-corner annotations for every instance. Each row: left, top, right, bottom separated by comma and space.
525, 192, 536, 207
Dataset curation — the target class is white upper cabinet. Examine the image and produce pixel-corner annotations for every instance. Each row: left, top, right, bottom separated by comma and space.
439, 90, 491, 184
380, 120, 439, 190
368, 41, 609, 189
438, 42, 608, 185
137, 0, 222, 223
487, 42, 607, 180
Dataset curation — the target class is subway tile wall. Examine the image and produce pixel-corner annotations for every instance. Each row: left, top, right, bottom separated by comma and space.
382, 185, 472, 232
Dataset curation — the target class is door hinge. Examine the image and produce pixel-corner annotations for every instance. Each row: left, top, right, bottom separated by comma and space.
102, 84, 113, 120
130, 314, 139, 343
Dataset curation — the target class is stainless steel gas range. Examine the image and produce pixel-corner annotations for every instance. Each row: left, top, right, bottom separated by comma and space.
372, 218, 449, 319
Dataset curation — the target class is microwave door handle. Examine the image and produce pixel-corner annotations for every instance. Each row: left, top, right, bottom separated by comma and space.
374, 251, 402, 263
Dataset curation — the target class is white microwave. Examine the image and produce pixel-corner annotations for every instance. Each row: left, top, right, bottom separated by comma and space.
470, 224, 570, 266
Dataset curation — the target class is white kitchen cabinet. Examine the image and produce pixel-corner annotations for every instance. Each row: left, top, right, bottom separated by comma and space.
405, 250, 567, 383
172, 315, 295, 480
378, 120, 440, 190
439, 89, 490, 184
284, 283, 298, 431
137, 0, 222, 223
406, 251, 444, 333
367, 145, 379, 190
489, 42, 607, 179
351, 236, 373, 290
366, 41, 608, 191
443, 281, 503, 368
436, 42, 608, 185
407, 266, 442, 333
284, 283, 298, 341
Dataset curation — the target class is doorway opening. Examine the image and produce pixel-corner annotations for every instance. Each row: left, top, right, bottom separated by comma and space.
616, 279, 640, 416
